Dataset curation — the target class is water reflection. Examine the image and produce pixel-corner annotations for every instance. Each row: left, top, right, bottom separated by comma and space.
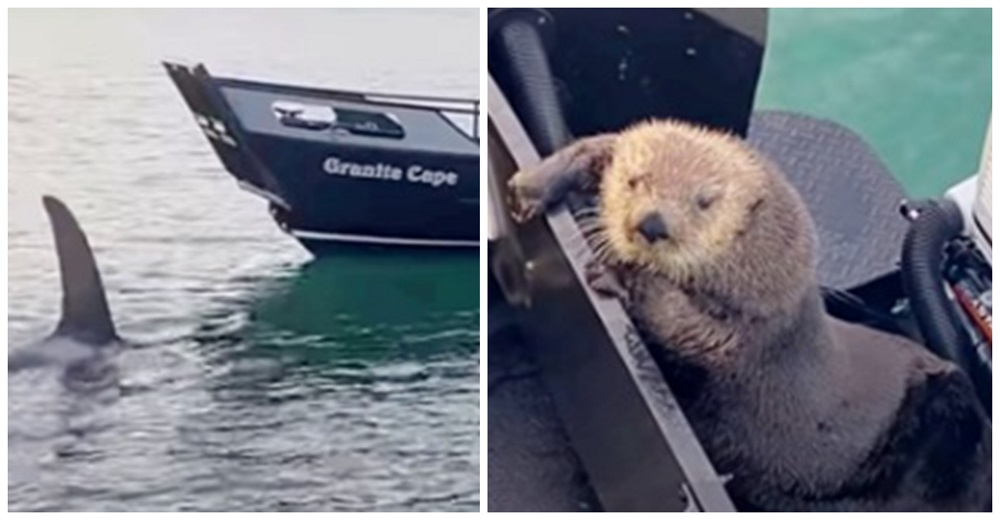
194, 250, 479, 368
179, 250, 479, 511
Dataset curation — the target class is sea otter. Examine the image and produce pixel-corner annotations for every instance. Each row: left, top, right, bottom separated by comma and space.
507, 119, 992, 512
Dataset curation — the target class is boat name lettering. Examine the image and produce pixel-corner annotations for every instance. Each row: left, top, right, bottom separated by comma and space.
323, 156, 458, 188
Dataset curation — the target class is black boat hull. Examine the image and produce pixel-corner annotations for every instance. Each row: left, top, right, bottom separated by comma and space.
165, 62, 480, 253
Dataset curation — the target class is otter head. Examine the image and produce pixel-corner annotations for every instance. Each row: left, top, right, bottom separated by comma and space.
599, 120, 774, 282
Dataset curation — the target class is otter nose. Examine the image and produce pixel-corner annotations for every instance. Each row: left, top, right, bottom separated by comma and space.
637, 212, 670, 243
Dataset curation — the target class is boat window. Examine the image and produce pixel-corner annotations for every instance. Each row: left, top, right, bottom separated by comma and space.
272, 101, 335, 130
331, 108, 405, 139
271, 101, 404, 139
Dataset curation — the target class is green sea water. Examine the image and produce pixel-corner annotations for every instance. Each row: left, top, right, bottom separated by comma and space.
757, 8, 991, 198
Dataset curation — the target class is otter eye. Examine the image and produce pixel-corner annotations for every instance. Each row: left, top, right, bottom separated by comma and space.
627, 178, 639, 189
696, 192, 719, 210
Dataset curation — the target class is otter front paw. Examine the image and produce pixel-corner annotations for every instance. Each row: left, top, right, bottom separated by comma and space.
585, 259, 629, 302
507, 171, 550, 223
506, 134, 617, 223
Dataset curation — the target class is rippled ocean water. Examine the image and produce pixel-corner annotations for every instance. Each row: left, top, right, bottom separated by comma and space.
8, 9, 479, 511
757, 8, 991, 198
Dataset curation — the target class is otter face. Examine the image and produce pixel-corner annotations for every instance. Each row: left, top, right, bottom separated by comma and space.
599, 120, 768, 278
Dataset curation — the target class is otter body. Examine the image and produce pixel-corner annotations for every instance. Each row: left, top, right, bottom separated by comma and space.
508, 120, 991, 511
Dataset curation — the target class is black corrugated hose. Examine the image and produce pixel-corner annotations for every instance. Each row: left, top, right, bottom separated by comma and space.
901, 199, 990, 415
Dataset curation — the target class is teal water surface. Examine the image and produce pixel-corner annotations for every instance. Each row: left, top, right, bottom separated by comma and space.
757, 8, 991, 197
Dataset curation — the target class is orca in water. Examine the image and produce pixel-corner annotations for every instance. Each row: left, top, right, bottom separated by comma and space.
8, 196, 120, 391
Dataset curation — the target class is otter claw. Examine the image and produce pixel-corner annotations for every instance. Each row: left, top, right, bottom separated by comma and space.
507, 173, 548, 223
507, 191, 542, 223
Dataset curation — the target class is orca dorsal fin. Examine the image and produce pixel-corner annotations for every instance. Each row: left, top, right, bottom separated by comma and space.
42, 195, 117, 345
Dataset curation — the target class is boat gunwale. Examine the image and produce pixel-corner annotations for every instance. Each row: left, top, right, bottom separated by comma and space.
212, 75, 480, 116
214, 75, 481, 143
